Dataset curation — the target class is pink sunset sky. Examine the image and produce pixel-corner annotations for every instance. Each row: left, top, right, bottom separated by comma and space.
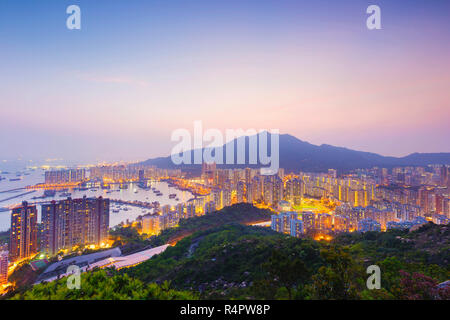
1, 0, 449, 162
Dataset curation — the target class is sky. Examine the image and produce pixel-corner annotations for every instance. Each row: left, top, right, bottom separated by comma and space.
0, 0, 449, 163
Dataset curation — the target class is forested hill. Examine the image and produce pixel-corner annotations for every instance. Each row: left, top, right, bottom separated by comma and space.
109, 203, 272, 255
10, 207, 449, 300
123, 222, 449, 300
148, 203, 272, 246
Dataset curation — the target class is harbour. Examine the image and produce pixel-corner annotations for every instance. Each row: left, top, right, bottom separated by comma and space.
0, 164, 194, 232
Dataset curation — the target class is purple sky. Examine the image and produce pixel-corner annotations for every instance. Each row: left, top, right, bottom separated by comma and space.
1, 0, 449, 163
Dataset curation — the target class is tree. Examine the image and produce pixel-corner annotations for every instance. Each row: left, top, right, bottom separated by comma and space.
395, 271, 450, 300
262, 249, 309, 300
11, 270, 196, 300
309, 246, 362, 300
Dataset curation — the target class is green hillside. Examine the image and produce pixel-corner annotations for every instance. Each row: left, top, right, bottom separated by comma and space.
110, 203, 272, 254
124, 221, 450, 299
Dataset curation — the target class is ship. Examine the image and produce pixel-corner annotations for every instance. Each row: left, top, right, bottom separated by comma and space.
44, 190, 56, 197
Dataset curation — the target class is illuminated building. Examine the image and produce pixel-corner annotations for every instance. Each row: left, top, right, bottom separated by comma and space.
142, 214, 163, 235
10, 201, 37, 262
222, 188, 232, 207
186, 203, 196, 218
142, 210, 179, 235
328, 169, 337, 178
162, 204, 170, 215
176, 203, 185, 218
433, 214, 450, 225
202, 162, 216, 185
277, 200, 291, 212
271, 215, 282, 233
284, 179, 294, 203
290, 219, 304, 237
333, 215, 350, 232
164, 211, 179, 228
252, 176, 263, 202
45, 168, 85, 184
357, 218, 381, 232
316, 213, 333, 232
237, 181, 245, 203
41, 197, 110, 256
283, 178, 303, 205
245, 168, 252, 185
301, 212, 315, 233
205, 201, 216, 214
263, 179, 273, 205
212, 189, 223, 210
271, 212, 298, 234
291, 178, 303, 205
0, 250, 8, 285
387, 220, 420, 230
272, 177, 284, 205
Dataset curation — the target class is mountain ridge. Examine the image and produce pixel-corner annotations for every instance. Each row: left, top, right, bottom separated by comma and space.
141, 132, 450, 173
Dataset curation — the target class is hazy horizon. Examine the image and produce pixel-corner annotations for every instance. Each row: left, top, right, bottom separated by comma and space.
1, 0, 449, 163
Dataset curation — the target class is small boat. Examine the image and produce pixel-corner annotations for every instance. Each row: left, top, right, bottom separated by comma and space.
44, 190, 56, 197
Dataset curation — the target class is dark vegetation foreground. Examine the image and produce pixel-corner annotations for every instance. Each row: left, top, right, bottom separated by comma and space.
8, 204, 450, 300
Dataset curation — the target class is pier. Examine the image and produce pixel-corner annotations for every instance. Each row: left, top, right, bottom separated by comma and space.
0, 190, 36, 203
111, 199, 160, 210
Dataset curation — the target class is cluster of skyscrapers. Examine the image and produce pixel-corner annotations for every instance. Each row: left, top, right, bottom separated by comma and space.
0, 196, 109, 287
140, 202, 197, 235
41, 197, 110, 256
44, 168, 86, 184
191, 163, 450, 236
134, 163, 450, 237
9, 202, 38, 262
5, 197, 109, 262
89, 164, 182, 182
